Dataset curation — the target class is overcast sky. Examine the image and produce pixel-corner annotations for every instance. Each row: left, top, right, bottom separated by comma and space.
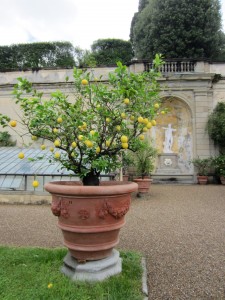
0, 0, 224, 50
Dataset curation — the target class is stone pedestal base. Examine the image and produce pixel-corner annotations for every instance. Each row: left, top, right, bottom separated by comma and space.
156, 153, 181, 175
61, 249, 122, 282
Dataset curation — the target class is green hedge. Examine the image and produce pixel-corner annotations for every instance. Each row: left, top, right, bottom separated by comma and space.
0, 41, 75, 71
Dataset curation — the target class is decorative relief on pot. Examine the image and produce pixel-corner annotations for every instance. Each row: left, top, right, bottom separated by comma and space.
98, 202, 109, 219
78, 209, 90, 220
51, 197, 61, 216
61, 200, 70, 218
51, 197, 70, 218
98, 200, 130, 219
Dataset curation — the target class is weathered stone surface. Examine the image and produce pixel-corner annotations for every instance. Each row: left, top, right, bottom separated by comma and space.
61, 249, 122, 282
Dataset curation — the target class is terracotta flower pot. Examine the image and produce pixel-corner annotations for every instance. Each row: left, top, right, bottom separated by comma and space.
45, 181, 137, 262
220, 176, 225, 185
122, 174, 129, 182
133, 177, 153, 194
197, 175, 208, 185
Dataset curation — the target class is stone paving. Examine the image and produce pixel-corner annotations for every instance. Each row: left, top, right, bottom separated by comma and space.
0, 184, 225, 299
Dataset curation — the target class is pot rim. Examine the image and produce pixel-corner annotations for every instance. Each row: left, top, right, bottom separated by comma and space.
133, 178, 153, 182
44, 180, 138, 196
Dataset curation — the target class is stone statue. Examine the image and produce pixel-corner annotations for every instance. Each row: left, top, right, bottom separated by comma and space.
163, 124, 176, 153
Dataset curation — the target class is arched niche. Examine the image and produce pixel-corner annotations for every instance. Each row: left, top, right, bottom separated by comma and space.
149, 96, 193, 174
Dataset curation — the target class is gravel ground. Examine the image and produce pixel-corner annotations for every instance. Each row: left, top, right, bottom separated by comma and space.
0, 184, 225, 299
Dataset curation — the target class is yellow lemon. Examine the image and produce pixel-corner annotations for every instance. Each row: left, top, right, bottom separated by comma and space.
154, 103, 160, 109
57, 117, 63, 124
50, 147, 54, 152
143, 118, 149, 124
96, 146, 100, 153
106, 118, 111, 123
85, 140, 93, 148
81, 79, 88, 85
47, 283, 53, 289
138, 116, 143, 123
130, 116, 135, 121
41, 144, 46, 150
122, 143, 128, 149
9, 120, 17, 127
82, 122, 87, 129
116, 125, 121, 131
146, 122, 152, 129
106, 140, 111, 147
53, 128, 58, 133
54, 152, 60, 159
54, 140, 61, 147
71, 142, 77, 148
78, 135, 83, 141
139, 135, 145, 140
143, 127, 148, 132
31, 135, 38, 141
161, 110, 165, 115
121, 112, 126, 119
152, 120, 157, 126
32, 180, 39, 188
121, 135, 128, 143
123, 98, 130, 104
90, 130, 95, 135
18, 152, 25, 159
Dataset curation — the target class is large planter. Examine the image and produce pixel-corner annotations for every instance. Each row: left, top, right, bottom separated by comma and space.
45, 181, 137, 262
133, 177, 153, 194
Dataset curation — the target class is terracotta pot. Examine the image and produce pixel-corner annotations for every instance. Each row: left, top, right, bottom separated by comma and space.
220, 176, 225, 185
122, 174, 129, 182
133, 177, 153, 193
197, 175, 208, 185
45, 181, 137, 262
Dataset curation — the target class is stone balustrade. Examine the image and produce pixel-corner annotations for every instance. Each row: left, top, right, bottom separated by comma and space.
144, 59, 195, 73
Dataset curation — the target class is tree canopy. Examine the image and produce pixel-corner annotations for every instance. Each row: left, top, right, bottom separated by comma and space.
130, 0, 225, 60
0, 42, 75, 71
0, 39, 134, 71
91, 39, 133, 66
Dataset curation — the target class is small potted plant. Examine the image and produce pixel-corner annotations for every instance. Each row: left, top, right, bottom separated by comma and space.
0, 55, 164, 279
191, 157, 212, 184
213, 154, 225, 185
133, 140, 157, 195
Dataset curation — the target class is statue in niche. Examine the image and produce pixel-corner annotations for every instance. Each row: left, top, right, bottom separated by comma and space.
163, 124, 176, 153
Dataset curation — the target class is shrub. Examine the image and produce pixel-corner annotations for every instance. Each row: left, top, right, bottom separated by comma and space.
207, 102, 225, 153
0, 131, 16, 146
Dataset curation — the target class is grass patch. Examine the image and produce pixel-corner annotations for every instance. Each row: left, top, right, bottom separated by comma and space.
0, 246, 144, 300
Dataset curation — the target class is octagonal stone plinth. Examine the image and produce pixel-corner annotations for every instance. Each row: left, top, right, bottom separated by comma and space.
61, 249, 122, 282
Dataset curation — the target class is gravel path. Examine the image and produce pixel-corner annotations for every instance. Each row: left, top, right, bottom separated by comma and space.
0, 184, 225, 299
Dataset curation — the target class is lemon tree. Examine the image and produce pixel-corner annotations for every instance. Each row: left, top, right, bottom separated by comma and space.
0, 54, 164, 185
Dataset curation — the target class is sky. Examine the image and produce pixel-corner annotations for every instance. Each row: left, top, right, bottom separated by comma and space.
0, 0, 225, 50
